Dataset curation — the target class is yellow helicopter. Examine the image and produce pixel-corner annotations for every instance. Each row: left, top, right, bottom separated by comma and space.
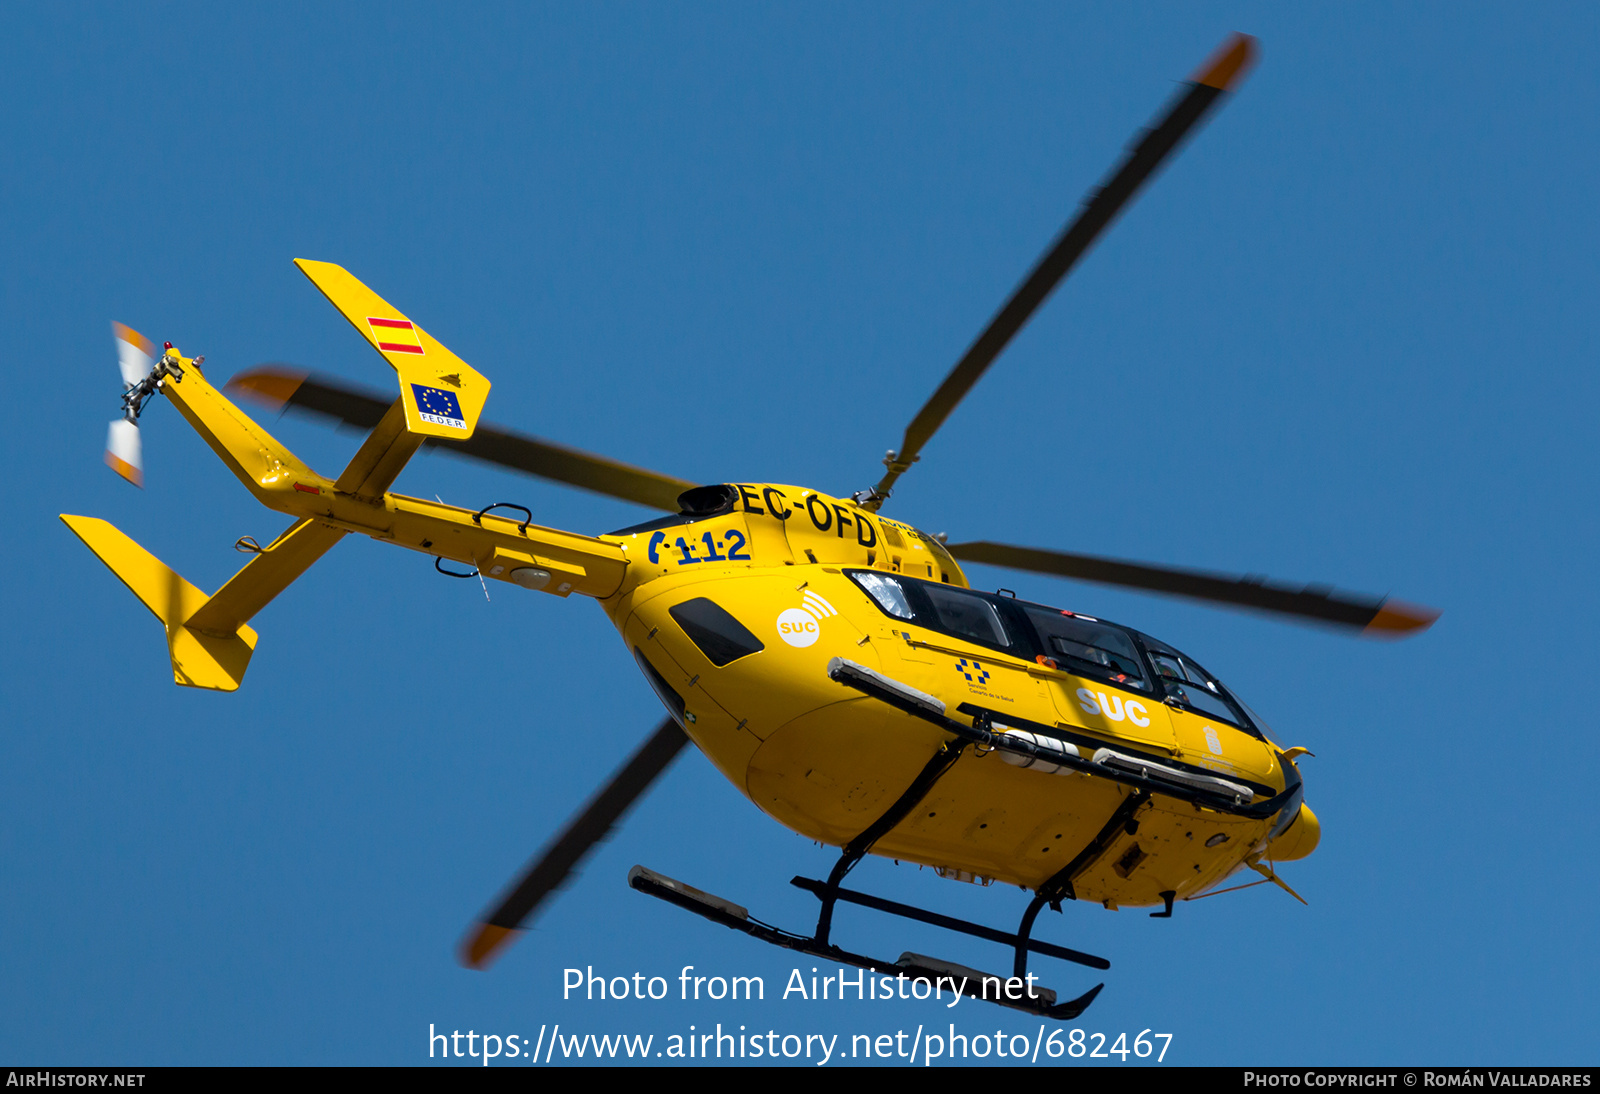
63, 33, 1436, 1021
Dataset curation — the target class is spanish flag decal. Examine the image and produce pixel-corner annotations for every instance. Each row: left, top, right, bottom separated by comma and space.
366, 316, 424, 355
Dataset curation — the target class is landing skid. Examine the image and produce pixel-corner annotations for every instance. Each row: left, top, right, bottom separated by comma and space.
628, 864, 1106, 1021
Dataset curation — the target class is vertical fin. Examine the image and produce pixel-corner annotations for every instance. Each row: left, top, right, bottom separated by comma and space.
293, 259, 491, 441
331, 398, 425, 498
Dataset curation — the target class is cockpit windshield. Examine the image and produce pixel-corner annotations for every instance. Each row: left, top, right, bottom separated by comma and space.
1139, 633, 1253, 731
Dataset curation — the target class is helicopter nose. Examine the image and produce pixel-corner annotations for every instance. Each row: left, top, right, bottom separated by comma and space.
1268, 803, 1321, 861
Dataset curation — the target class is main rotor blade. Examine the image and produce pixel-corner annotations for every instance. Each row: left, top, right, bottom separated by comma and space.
869, 34, 1256, 506
947, 541, 1439, 638
460, 718, 689, 969
227, 366, 697, 512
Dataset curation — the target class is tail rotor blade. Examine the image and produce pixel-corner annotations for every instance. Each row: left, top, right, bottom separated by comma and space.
460, 718, 689, 969
107, 322, 157, 487
104, 418, 142, 488
113, 322, 155, 388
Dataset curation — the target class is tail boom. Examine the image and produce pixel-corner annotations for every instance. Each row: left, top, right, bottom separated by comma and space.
68, 262, 624, 691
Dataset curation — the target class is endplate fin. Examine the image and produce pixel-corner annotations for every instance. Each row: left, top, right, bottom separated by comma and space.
60, 515, 258, 691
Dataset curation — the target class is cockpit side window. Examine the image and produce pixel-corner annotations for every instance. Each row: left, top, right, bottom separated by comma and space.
1023, 608, 1150, 692
845, 571, 1022, 655
919, 583, 1013, 648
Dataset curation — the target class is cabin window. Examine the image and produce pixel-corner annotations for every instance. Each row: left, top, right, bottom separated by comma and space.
1023, 608, 1149, 692
668, 598, 765, 666
633, 647, 686, 725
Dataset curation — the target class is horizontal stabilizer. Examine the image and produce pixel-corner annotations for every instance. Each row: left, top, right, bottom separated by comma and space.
61, 515, 257, 691
294, 259, 491, 441
187, 518, 347, 635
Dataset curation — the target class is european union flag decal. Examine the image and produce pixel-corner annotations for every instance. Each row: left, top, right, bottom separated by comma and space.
412, 383, 466, 429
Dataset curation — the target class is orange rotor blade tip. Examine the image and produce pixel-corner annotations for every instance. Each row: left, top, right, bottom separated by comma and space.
1193, 32, 1259, 92
459, 923, 520, 970
104, 448, 143, 488
1362, 599, 1442, 639
112, 321, 155, 358
224, 366, 308, 410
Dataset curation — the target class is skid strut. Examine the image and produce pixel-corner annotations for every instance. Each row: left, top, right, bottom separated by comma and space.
628, 865, 1104, 1020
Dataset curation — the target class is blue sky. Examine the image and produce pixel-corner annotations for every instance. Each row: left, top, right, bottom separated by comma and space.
3, 3, 1597, 1066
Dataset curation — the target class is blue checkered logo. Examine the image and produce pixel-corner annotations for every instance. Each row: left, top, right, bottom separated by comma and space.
956, 658, 990, 685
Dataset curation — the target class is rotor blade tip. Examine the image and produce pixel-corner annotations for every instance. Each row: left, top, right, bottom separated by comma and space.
459, 923, 521, 970
111, 321, 155, 357
105, 450, 143, 488
1193, 33, 1258, 91
224, 365, 308, 410
1362, 599, 1440, 638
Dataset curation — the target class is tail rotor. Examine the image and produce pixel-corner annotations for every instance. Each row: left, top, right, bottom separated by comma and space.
105, 322, 156, 487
